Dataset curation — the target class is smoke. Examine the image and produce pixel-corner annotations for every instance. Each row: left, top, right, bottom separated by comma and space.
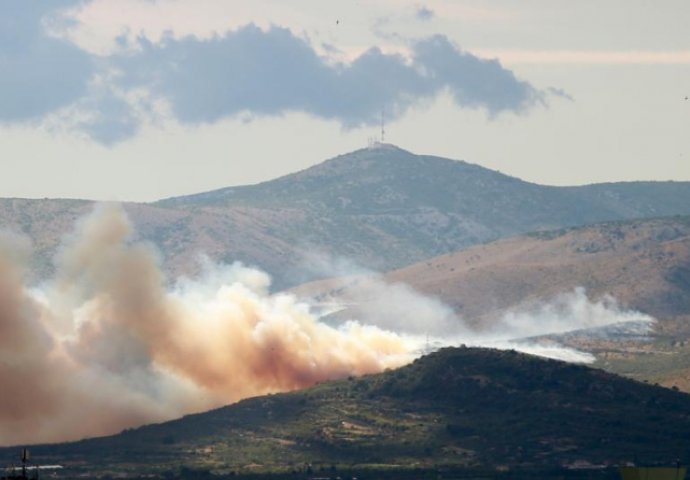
478, 289, 655, 363
489, 288, 654, 340
297, 255, 655, 365
295, 252, 466, 337
0, 205, 656, 445
0, 204, 414, 445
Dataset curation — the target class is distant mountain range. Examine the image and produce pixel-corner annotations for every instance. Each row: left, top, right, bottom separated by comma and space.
2, 144, 690, 288
9, 347, 690, 477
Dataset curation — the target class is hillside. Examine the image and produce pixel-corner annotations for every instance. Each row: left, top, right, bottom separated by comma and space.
7, 347, 690, 477
1, 145, 690, 288
298, 216, 690, 324
293, 216, 690, 388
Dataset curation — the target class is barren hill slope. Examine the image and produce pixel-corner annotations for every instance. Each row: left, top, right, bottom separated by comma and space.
386, 217, 690, 325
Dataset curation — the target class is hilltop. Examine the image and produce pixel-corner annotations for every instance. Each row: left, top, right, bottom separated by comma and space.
8, 347, 690, 477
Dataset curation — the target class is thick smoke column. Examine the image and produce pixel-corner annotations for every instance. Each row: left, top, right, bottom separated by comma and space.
0, 204, 414, 445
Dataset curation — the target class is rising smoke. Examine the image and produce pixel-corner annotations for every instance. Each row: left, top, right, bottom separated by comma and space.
0, 205, 655, 445
297, 255, 656, 364
0, 204, 414, 445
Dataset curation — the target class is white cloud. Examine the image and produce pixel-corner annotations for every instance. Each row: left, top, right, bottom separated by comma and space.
1, 1, 547, 145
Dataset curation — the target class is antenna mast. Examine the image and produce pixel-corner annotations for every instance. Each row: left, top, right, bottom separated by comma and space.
380, 107, 385, 144
21, 448, 29, 479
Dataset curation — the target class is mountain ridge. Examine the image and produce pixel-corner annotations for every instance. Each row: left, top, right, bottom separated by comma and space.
2, 146, 690, 288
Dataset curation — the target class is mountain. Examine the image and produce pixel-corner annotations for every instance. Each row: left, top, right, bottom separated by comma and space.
7, 347, 690, 477
2, 145, 690, 288
157, 145, 690, 286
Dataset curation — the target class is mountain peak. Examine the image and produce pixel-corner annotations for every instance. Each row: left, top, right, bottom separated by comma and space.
290, 143, 420, 178
366, 141, 407, 152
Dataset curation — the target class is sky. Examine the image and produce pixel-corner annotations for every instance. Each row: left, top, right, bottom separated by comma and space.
0, 0, 689, 202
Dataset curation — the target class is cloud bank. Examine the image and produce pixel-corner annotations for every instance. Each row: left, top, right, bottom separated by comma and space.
0, 2, 547, 143
117, 28, 542, 126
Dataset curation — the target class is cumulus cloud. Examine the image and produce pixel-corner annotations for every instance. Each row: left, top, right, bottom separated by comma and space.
0, 2, 548, 143
116, 26, 544, 127
412, 35, 543, 115
0, 1, 94, 122
74, 84, 140, 145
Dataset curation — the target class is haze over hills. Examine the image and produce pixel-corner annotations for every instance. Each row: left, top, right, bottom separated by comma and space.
7, 347, 690, 477
298, 216, 690, 326
2, 145, 690, 288
295, 216, 690, 389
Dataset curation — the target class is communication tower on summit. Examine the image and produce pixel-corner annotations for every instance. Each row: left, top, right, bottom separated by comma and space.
380, 107, 385, 143
367, 106, 388, 149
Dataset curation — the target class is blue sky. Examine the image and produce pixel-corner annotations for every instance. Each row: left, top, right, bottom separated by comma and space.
0, 0, 688, 200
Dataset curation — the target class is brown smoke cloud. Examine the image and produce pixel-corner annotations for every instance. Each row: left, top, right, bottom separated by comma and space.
0, 204, 415, 445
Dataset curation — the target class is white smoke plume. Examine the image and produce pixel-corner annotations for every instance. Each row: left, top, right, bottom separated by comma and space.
294, 252, 467, 337
0, 204, 415, 445
479, 289, 656, 363
296, 255, 656, 365
490, 288, 654, 340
